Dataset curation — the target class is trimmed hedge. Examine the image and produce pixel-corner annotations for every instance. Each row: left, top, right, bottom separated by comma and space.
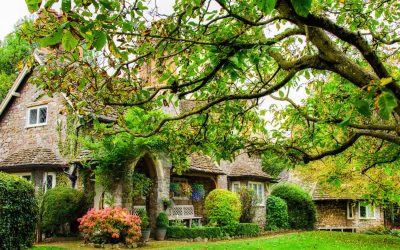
271, 184, 316, 230
42, 186, 89, 235
0, 172, 37, 249
266, 195, 289, 230
204, 189, 241, 227
167, 223, 260, 239
167, 226, 223, 239
234, 223, 260, 237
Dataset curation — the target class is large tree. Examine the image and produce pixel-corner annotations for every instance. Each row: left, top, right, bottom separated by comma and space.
23, 0, 400, 199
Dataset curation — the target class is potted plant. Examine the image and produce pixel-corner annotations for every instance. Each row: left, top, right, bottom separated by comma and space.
162, 198, 173, 210
136, 208, 150, 242
155, 212, 169, 241
180, 182, 192, 197
170, 182, 181, 196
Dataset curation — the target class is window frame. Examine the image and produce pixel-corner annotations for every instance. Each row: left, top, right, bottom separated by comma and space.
231, 181, 241, 193
248, 181, 265, 206
26, 105, 48, 128
347, 202, 356, 220
358, 202, 376, 219
16, 172, 32, 182
43, 172, 56, 192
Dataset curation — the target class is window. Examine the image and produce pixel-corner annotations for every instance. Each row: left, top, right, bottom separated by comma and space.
359, 203, 376, 219
27, 106, 47, 127
231, 181, 241, 193
171, 177, 190, 199
43, 172, 56, 191
248, 181, 265, 205
347, 202, 356, 219
16, 172, 32, 182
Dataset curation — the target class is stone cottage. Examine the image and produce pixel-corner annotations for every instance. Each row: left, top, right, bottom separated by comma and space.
0, 48, 275, 229
281, 170, 385, 232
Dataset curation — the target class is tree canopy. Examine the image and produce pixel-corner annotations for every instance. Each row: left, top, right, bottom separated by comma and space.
23, 0, 400, 201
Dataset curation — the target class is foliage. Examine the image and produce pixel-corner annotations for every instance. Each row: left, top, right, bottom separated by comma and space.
42, 187, 89, 235
24, 0, 400, 203
156, 212, 169, 229
271, 184, 316, 230
131, 172, 152, 199
170, 182, 181, 194
0, 19, 32, 102
162, 197, 173, 209
135, 208, 150, 229
0, 172, 37, 249
204, 189, 241, 227
364, 225, 390, 235
180, 182, 192, 197
234, 223, 260, 237
265, 195, 289, 230
390, 230, 400, 238
166, 226, 223, 239
238, 186, 258, 223
191, 184, 205, 201
78, 207, 141, 244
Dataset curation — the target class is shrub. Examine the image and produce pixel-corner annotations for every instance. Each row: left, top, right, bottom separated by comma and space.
156, 212, 169, 228
265, 195, 289, 230
364, 225, 390, 235
167, 226, 222, 239
238, 187, 258, 223
42, 186, 89, 235
136, 208, 150, 229
78, 207, 141, 244
390, 229, 400, 237
234, 223, 260, 237
0, 172, 37, 249
271, 184, 316, 230
204, 189, 241, 227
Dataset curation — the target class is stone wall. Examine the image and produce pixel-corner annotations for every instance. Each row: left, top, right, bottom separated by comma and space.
0, 81, 67, 162
315, 200, 384, 232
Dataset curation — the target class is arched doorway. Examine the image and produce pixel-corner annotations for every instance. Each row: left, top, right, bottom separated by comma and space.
130, 154, 161, 229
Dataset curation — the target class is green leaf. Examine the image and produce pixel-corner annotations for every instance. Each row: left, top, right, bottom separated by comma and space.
257, 0, 278, 14
377, 91, 398, 120
380, 77, 392, 86
25, 0, 42, 13
62, 30, 79, 51
339, 116, 351, 127
290, 0, 312, 17
93, 30, 107, 51
44, 0, 58, 8
279, 90, 284, 98
39, 29, 63, 47
62, 0, 71, 12
355, 100, 371, 117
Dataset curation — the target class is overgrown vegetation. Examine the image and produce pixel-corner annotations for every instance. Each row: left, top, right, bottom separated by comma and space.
265, 195, 289, 231
238, 186, 258, 223
0, 172, 37, 249
271, 184, 316, 230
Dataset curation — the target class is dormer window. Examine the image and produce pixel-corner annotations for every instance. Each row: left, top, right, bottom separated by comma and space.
27, 105, 47, 127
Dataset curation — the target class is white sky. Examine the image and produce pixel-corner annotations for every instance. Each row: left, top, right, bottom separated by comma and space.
0, 1, 31, 40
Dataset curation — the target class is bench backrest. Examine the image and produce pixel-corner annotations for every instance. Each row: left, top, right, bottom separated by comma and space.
168, 205, 195, 219
131, 205, 146, 215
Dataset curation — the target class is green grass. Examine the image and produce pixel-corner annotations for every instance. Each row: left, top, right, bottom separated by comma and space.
32, 231, 400, 250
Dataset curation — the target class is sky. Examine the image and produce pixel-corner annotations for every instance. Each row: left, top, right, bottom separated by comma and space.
0, 1, 31, 40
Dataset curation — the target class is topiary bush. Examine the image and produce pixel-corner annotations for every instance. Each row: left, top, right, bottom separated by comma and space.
167, 226, 223, 239
265, 195, 289, 230
156, 212, 169, 228
0, 172, 37, 249
42, 186, 89, 235
78, 207, 142, 244
271, 184, 316, 230
238, 186, 258, 223
136, 208, 150, 229
204, 189, 241, 227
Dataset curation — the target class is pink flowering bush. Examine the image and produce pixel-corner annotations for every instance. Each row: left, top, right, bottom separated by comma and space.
78, 207, 141, 244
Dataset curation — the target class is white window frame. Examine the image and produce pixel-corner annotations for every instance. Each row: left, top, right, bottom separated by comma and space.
248, 181, 265, 206
26, 105, 48, 128
359, 202, 376, 219
231, 181, 241, 193
16, 172, 32, 182
43, 172, 56, 192
347, 202, 356, 219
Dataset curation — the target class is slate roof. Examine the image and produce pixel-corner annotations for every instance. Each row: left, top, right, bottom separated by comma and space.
0, 147, 66, 169
312, 184, 358, 201
229, 164, 274, 181
188, 154, 224, 174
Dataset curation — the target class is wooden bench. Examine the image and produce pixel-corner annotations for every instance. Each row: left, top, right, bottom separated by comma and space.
317, 227, 357, 233
167, 205, 202, 228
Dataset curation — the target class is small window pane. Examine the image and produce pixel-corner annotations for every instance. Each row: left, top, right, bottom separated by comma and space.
39, 107, 47, 123
46, 175, 53, 190
360, 205, 367, 218
29, 109, 38, 125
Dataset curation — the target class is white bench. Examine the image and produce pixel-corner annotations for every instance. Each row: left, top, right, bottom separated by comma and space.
167, 205, 202, 228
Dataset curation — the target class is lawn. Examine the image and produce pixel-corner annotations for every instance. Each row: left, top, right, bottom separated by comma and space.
33, 231, 400, 250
